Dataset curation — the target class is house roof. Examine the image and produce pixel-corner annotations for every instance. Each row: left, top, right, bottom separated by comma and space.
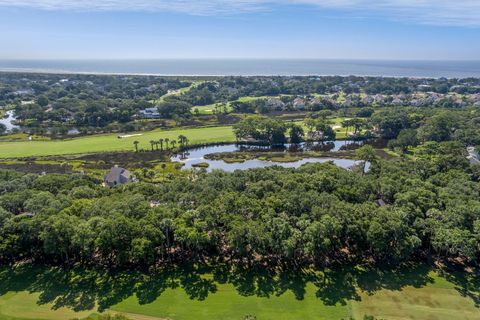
104, 167, 131, 183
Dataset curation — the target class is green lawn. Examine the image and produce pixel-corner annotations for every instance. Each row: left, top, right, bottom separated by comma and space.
0, 264, 478, 320
0, 291, 94, 320
0, 126, 236, 158
154, 81, 204, 104
192, 104, 233, 115
112, 281, 350, 320
190, 95, 290, 115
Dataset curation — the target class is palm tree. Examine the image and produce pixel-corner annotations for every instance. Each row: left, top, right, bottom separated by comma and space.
171, 140, 177, 149
341, 119, 352, 138
165, 138, 170, 150
133, 141, 139, 152
149, 140, 155, 151
154, 141, 159, 150
158, 139, 164, 150
178, 135, 187, 149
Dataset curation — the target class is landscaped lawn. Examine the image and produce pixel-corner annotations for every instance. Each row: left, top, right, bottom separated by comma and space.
0, 126, 236, 158
0, 264, 478, 320
190, 95, 293, 115
154, 81, 205, 104
351, 270, 480, 320
111, 281, 351, 320
192, 104, 233, 115
0, 291, 94, 320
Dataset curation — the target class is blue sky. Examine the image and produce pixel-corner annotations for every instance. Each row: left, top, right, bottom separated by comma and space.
0, 0, 479, 60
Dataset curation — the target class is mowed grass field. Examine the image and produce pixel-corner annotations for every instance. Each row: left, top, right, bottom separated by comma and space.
0, 126, 236, 158
111, 281, 351, 320
190, 95, 294, 115
0, 266, 478, 320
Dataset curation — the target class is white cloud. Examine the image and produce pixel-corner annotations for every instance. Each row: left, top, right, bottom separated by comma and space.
0, 0, 270, 14
1, 0, 479, 26
298, 0, 480, 27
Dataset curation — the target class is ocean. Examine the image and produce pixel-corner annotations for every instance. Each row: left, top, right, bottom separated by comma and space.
0, 59, 479, 78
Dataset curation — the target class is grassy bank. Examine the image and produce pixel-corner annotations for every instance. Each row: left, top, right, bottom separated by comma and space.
0, 126, 236, 158
0, 263, 478, 320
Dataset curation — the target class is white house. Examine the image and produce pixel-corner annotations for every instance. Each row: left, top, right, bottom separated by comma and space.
467, 147, 480, 165
139, 107, 161, 119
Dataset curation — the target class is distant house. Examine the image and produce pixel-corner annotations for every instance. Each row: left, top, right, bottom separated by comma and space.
310, 97, 322, 106
362, 96, 374, 105
104, 166, 134, 187
67, 128, 80, 136
293, 98, 306, 110
139, 107, 161, 119
13, 89, 34, 96
266, 98, 285, 110
467, 147, 480, 165
417, 84, 431, 91
391, 98, 403, 105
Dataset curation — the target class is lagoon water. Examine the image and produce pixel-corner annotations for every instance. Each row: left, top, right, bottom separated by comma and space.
171, 143, 368, 172
0, 110, 18, 131
1, 59, 480, 78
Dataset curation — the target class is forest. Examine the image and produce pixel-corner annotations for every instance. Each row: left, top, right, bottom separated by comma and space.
0, 138, 479, 268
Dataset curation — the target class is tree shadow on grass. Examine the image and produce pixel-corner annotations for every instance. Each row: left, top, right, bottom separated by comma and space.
355, 262, 435, 295
437, 267, 480, 307
0, 261, 476, 314
313, 266, 361, 306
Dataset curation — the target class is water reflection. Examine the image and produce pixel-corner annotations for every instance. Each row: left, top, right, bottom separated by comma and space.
171, 141, 371, 172
0, 110, 18, 131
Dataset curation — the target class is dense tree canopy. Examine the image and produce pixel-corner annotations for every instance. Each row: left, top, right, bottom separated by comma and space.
0, 139, 478, 268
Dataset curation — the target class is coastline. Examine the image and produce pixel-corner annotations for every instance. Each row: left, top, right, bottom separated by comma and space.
0, 68, 476, 79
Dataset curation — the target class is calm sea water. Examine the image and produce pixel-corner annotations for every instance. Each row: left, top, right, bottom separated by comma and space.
0, 59, 479, 78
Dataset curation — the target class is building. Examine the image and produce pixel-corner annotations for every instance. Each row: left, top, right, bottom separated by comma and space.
293, 98, 306, 110
139, 107, 161, 119
104, 166, 133, 187
467, 147, 480, 165
265, 98, 285, 110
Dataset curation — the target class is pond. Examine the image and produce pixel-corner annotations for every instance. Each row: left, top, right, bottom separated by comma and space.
171, 142, 371, 172
0, 110, 19, 131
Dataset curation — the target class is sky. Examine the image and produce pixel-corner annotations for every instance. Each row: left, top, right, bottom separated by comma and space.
0, 0, 479, 60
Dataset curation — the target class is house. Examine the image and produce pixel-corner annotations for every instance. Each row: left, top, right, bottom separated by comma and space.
67, 128, 80, 136
265, 98, 285, 110
391, 97, 403, 105
362, 95, 374, 105
13, 89, 34, 96
417, 84, 432, 91
139, 107, 161, 119
467, 147, 480, 165
372, 94, 385, 104
293, 98, 306, 110
309, 97, 322, 106
104, 166, 134, 187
